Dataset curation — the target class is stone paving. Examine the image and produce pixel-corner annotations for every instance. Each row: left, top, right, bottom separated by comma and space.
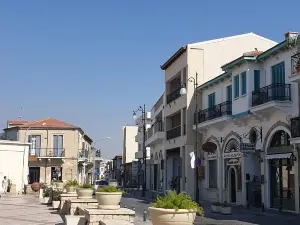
0, 194, 63, 225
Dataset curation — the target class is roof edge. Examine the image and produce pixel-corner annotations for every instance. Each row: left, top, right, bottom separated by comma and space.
160, 46, 187, 70
197, 72, 231, 90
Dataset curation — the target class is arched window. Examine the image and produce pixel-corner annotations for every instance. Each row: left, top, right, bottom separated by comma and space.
270, 130, 290, 148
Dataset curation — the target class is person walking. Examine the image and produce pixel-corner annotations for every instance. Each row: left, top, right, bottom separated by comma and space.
2, 176, 8, 195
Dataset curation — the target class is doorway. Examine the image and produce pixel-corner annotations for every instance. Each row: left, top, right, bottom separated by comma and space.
29, 167, 40, 184
230, 168, 236, 203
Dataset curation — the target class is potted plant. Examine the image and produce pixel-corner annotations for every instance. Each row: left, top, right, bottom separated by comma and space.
95, 186, 124, 210
52, 190, 62, 209
149, 190, 204, 225
64, 179, 78, 193
43, 188, 51, 204
220, 201, 231, 215
53, 180, 64, 189
76, 184, 94, 199
211, 201, 222, 213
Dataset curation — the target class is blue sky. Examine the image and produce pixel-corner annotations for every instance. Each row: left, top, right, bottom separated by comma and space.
0, 1, 299, 158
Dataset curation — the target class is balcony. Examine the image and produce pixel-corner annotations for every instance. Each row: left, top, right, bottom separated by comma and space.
289, 53, 300, 82
193, 101, 232, 130
78, 149, 93, 164
135, 132, 143, 143
167, 87, 181, 104
250, 83, 292, 116
135, 147, 150, 159
29, 148, 65, 158
166, 125, 181, 140
290, 117, 300, 144
145, 122, 164, 146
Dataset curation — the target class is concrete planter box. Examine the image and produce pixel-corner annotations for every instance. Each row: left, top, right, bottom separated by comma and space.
76, 188, 93, 199
55, 182, 64, 189
65, 215, 86, 225
43, 197, 51, 204
149, 207, 196, 225
221, 206, 231, 215
211, 204, 221, 213
67, 186, 77, 193
96, 192, 122, 210
52, 200, 60, 209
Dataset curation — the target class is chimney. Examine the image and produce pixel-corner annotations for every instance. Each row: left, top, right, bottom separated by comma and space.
285, 32, 299, 40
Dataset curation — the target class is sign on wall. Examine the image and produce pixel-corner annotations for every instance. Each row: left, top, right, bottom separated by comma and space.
240, 143, 256, 153
224, 152, 242, 159
198, 166, 205, 180
202, 142, 217, 153
226, 158, 240, 166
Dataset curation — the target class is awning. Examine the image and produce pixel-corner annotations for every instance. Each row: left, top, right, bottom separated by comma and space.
265, 153, 292, 160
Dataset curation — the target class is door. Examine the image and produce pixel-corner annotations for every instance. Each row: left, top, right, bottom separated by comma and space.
28, 135, 41, 156
271, 62, 285, 101
226, 85, 232, 113
154, 164, 158, 191
29, 167, 40, 184
230, 168, 236, 203
208, 93, 216, 119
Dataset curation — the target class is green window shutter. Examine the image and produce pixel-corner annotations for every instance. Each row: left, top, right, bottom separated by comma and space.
241, 72, 247, 95
272, 61, 285, 84
254, 70, 260, 90
234, 75, 239, 98
208, 93, 215, 108
227, 85, 232, 101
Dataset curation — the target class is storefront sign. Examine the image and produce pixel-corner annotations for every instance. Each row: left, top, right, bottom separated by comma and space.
207, 154, 217, 160
226, 158, 240, 166
202, 142, 217, 153
224, 152, 242, 159
240, 143, 255, 152
198, 166, 205, 180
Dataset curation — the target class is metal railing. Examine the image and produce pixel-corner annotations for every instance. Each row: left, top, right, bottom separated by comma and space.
291, 53, 300, 75
28, 148, 65, 157
194, 101, 232, 124
166, 87, 181, 104
78, 149, 91, 160
166, 125, 181, 140
252, 83, 291, 107
291, 117, 300, 138
147, 122, 164, 139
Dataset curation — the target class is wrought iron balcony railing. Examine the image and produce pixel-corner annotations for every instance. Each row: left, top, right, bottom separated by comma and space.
167, 87, 181, 104
291, 53, 300, 75
166, 125, 181, 140
291, 117, 300, 138
252, 83, 291, 107
194, 101, 232, 124
28, 148, 65, 157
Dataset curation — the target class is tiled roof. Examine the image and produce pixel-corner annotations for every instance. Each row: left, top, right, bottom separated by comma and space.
7, 118, 78, 129
243, 50, 264, 57
8, 120, 28, 125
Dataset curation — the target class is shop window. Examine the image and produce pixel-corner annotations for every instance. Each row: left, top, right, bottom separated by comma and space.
51, 167, 62, 181
209, 160, 217, 188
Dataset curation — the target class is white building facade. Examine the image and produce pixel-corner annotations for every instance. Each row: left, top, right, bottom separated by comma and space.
195, 32, 300, 213
161, 33, 277, 200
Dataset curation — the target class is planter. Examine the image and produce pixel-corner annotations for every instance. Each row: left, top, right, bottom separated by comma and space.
149, 207, 196, 225
96, 192, 122, 210
66, 186, 77, 193
211, 204, 221, 213
31, 182, 40, 192
55, 182, 64, 189
221, 206, 231, 215
76, 188, 93, 199
39, 188, 44, 199
43, 197, 51, 204
52, 200, 60, 209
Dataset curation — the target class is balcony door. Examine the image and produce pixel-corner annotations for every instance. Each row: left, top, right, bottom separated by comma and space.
208, 93, 215, 119
53, 135, 63, 157
28, 135, 41, 156
272, 62, 285, 101
226, 85, 232, 113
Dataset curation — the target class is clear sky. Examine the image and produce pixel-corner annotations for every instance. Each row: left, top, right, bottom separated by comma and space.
0, 0, 299, 159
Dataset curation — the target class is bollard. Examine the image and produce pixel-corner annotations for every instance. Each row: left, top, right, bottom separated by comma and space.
143, 209, 147, 221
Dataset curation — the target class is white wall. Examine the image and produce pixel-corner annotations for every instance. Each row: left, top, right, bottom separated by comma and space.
0, 140, 29, 194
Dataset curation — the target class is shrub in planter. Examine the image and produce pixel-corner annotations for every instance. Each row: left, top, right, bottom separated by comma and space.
64, 179, 79, 193
52, 190, 62, 209
96, 186, 124, 210
43, 188, 52, 204
76, 184, 94, 199
53, 180, 64, 189
149, 190, 204, 225
220, 201, 231, 215
211, 201, 222, 213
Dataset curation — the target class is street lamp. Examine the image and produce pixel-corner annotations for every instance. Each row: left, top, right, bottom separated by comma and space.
133, 105, 147, 197
180, 72, 200, 203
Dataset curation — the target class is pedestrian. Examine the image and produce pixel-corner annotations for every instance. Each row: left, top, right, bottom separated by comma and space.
2, 176, 8, 195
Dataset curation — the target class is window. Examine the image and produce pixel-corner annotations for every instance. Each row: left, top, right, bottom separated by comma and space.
28, 135, 41, 156
51, 167, 62, 181
208, 160, 217, 188
234, 75, 239, 98
254, 70, 260, 90
53, 135, 63, 157
272, 62, 285, 84
208, 93, 215, 108
241, 71, 247, 95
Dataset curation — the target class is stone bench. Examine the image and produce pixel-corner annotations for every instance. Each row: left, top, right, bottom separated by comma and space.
67, 198, 98, 215
64, 215, 85, 225
99, 220, 134, 225
60, 193, 78, 215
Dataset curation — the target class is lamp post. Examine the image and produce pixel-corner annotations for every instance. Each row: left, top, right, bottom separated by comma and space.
133, 105, 147, 197
180, 72, 199, 203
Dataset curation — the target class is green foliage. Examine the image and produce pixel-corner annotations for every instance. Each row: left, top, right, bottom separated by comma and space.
80, 184, 93, 189
151, 190, 204, 217
64, 179, 79, 188
53, 180, 63, 183
40, 183, 47, 190
97, 185, 123, 193
44, 188, 51, 197
222, 201, 230, 207
169, 176, 179, 190
52, 190, 62, 201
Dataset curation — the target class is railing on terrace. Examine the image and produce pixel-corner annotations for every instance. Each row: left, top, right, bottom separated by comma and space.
194, 101, 232, 124
147, 122, 164, 139
291, 53, 300, 75
28, 148, 65, 157
252, 83, 291, 107
291, 117, 300, 138
166, 125, 181, 140
167, 87, 181, 104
